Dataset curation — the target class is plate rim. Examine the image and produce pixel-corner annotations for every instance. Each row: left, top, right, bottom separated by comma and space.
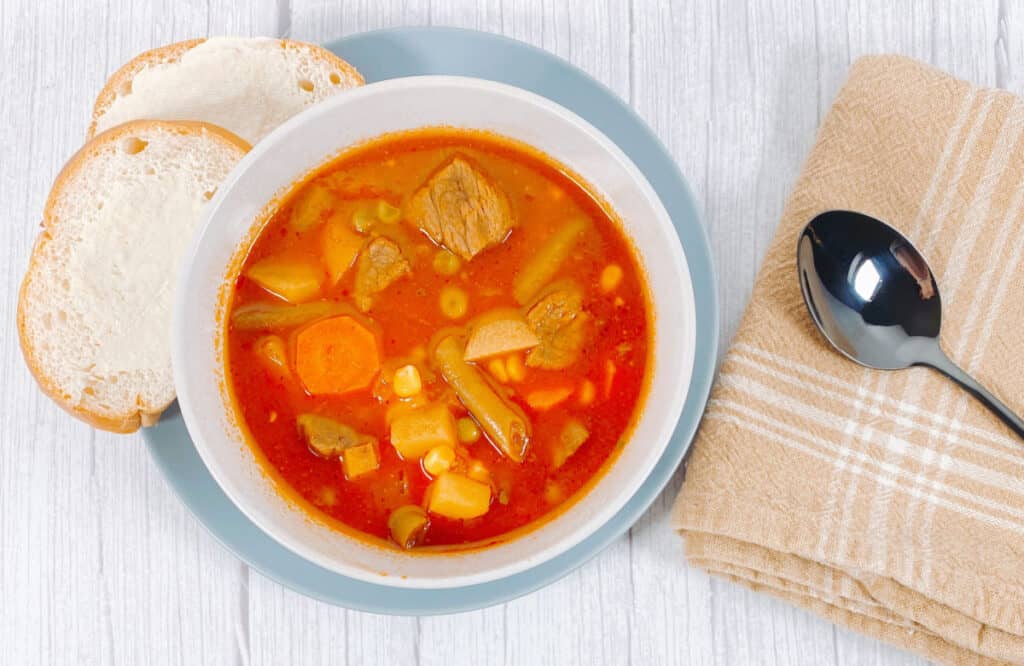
143, 25, 719, 615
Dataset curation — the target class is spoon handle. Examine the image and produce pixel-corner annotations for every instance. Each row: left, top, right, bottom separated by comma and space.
920, 347, 1024, 439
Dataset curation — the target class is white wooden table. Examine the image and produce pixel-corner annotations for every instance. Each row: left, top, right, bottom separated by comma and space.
4, 2, 1019, 664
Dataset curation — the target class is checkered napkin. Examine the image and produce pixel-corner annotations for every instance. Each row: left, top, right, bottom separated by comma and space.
673, 56, 1024, 665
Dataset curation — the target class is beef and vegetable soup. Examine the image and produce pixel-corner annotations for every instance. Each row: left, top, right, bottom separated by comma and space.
225, 128, 652, 550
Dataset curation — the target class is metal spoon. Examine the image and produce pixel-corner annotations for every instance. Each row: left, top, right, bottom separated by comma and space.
796, 209, 1024, 438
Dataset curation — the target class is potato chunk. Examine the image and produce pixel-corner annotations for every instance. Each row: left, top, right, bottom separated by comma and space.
389, 403, 457, 460
553, 418, 590, 467
426, 473, 492, 519
342, 440, 380, 479
246, 257, 324, 303
290, 183, 335, 232
463, 309, 540, 361
321, 213, 366, 284
297, 414, 373, 458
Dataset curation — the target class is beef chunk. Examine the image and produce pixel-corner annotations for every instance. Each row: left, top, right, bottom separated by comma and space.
353, 237, 411, 311
524, 281, 589, 369
407, 157, 514, 261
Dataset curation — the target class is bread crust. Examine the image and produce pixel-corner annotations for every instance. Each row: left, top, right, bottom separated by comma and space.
88, 38, 365, 138
18, 120, 249, 434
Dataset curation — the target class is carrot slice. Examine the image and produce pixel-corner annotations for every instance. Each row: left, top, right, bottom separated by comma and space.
524, 385, 575, 411
295, 316, 380, 395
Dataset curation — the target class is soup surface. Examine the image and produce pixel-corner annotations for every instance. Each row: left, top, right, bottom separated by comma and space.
226, 128, 651, 550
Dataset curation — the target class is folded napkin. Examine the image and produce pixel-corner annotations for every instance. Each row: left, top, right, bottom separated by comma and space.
673, 56, 1024, 665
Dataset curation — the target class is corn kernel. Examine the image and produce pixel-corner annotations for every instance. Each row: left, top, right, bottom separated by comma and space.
457, 417, 481, 444
432, 249, 462, 275
505, 354, 526, 382
376, 200, 402, 223
600, 264, 624, 292
578, 379, 596, 406
426, 473, 491, 519
467, 460, 490, 483
487, 358, 508, 383
352, 203, 377, 232
423, 445, 456, 476
440, 285, 469, 319
393, 364, 422, 398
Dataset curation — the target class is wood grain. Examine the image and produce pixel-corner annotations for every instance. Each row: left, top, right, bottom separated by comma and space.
3, 0, 1019, 663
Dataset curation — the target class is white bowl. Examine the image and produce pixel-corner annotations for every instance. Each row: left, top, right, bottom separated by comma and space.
173, 76, 695, 589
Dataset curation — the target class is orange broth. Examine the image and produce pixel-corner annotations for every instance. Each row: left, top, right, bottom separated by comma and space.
225, 129, 651, 550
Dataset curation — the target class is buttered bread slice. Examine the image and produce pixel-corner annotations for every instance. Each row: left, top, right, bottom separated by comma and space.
18, 120, 248, 433
89, 37, 364, 145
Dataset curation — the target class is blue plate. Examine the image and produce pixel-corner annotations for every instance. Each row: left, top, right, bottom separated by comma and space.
142, 26, 719, 614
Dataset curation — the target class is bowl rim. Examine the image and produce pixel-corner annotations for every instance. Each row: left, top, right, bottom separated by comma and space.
172, 74, 695, 588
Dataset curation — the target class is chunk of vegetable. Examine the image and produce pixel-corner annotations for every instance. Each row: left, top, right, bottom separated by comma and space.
439, 286, 469, 319
553, 418, 590, 467
578, 379, 596, 406
423, 445, 456, 476
376, 200, 402, 223
513, 216, 589, 304
600, 264, 624, 292
467, 460, 490, 483
290, 183, 334, 232
487, 358, 508, 383
544, 480, 564, 504
321, 213, 365, 284
388, 505, 429, 549
426, 473, 491, 519
432, 335, 531, 462
603, 360, 616, 398
255, 335, 289, 373
295, 316, 380, 395
342, 440, 380, 479
506, 354, 526, 382
463, 309, 540, 361
389, 403, 457, 460
525, 385, 574, 411
297, 414, 372, 458
231, 301, 347, 331
432, 249, 462, 275
393, 364, 422, 398
352, 202, 377, 232
457, 417, 481, 444
246, 257, 324, 303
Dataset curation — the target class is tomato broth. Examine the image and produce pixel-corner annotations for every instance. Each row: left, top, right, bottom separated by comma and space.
226, 129, 651, 550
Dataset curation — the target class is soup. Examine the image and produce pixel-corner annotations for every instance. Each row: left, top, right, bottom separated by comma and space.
225, 128, 651, 550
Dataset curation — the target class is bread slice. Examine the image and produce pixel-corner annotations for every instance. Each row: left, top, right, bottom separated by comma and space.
18, 120, 249, 433
89, 37, 364, 145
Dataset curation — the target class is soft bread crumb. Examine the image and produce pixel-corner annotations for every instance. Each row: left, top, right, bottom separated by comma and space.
90, 37, 364, 144
18, 120, 248, 433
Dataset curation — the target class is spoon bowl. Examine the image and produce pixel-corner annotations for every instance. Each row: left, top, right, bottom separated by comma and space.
797, 210, 1024, 438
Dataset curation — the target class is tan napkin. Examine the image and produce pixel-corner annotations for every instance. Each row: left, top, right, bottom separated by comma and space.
673, 56, 1024, 665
